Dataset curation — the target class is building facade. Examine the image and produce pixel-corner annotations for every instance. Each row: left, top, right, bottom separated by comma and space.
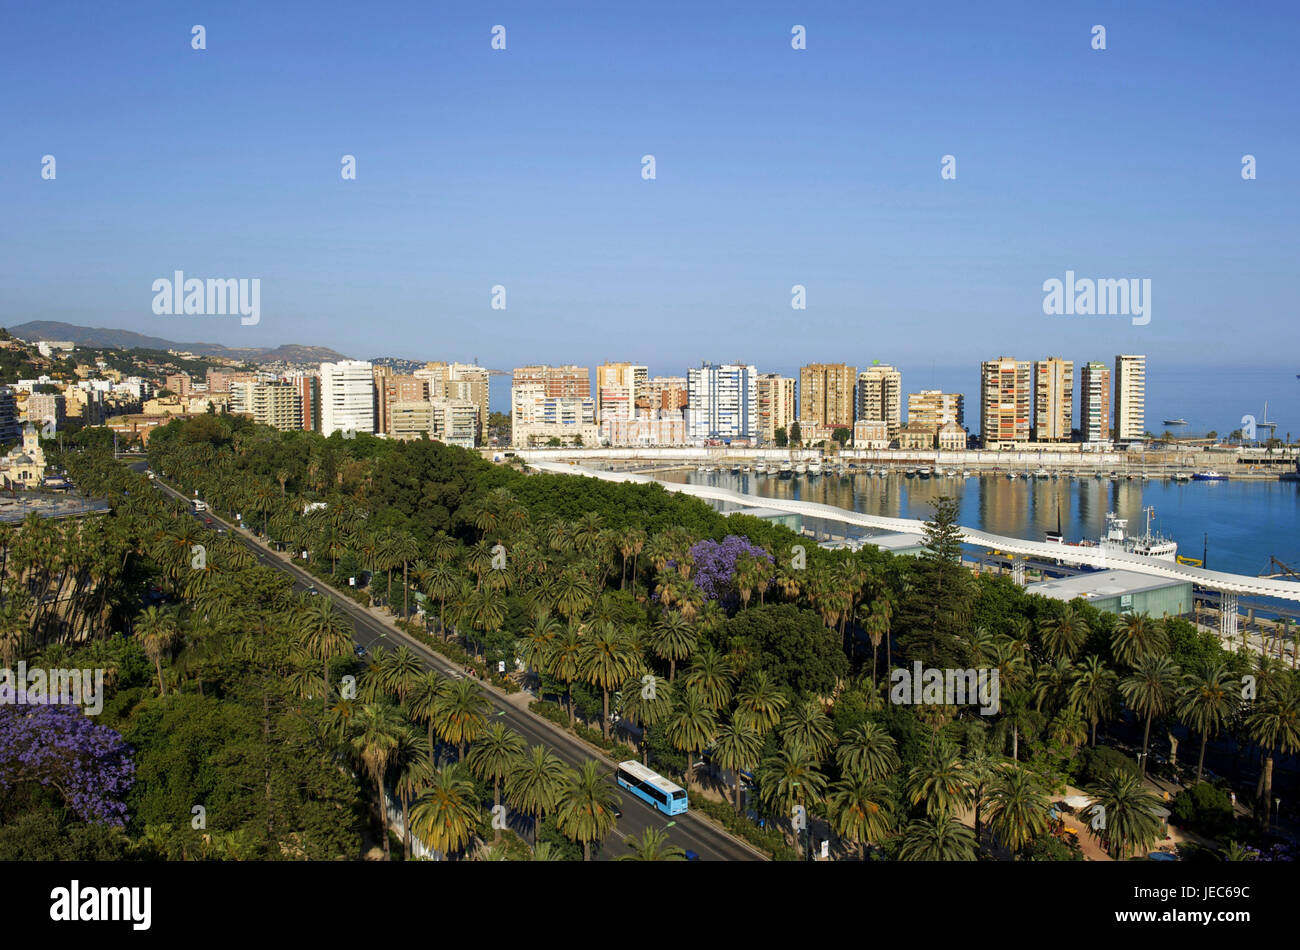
980, 357, 1032, 447
907, 390, 964, 430
798, 363, 857, 439
1080, 361, 1111, 443
756, 373, 797, 444
596, 362, 648, 423
687, 363, 758, 442
1033, 357, 1074, 442
856, 365, 902, 439
1114, 354, 1146, 443
319, 360, 376, 436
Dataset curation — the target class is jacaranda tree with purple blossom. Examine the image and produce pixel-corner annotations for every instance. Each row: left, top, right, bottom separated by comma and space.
686, 536, 774, 613
0, 693, 135, 827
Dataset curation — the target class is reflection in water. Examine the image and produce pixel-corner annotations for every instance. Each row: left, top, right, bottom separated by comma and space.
659, 470, 1300, 578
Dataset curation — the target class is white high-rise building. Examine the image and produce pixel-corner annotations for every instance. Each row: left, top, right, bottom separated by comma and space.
687, 362, 758, 442
320, 360, 376, 436
1114, 354, 1146, 443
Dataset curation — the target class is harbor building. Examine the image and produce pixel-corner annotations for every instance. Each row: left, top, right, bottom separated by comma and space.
1026, 569, 1192, 619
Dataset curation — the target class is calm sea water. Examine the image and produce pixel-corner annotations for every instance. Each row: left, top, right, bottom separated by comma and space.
662, 470, 1300, 580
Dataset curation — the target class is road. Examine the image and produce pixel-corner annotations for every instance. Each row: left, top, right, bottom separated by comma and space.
136, 463, 763, 862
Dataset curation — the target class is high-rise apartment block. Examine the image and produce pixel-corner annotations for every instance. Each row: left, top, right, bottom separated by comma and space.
1113, 354, 1146, 443
249, 382, 303, 431
1079, 362, 1111, 442
756, 373, 797, 443
980, 357, 1032, 447
856, 365, 902, 439
320, 360, 376, 436
1033, 357, 1074, 442
641, 376, 689, 412
686, 363, 758, 442
907, 390, 965, 430
799, 363, 857, 439
596, 362, 648, 423
511, 370, 598, 447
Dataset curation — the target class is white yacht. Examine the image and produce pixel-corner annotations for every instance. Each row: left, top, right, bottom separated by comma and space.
755, 460, 768, 474
778, 460, 793, 478
807, 459, 823, 476
794, 461, 808, 475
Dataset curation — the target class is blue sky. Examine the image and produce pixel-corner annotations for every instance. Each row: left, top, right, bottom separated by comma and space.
4, 1, 1298, 418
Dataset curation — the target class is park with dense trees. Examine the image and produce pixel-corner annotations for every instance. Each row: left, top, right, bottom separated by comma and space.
1, 413, 1295, 861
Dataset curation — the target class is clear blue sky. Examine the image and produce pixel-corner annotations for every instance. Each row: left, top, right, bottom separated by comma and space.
4, 1, 1298, 408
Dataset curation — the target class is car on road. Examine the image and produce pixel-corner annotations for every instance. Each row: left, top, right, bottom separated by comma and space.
684, 850, 701, 861
354, 644, 367, 658
306, 586, 319, 596
611, 804, 622, 819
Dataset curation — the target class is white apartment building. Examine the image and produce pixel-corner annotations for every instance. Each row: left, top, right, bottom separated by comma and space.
320, 360, 375, 436
1114, 354, 1146, 443
857, 365, 903, 439
687, 362, 757, 442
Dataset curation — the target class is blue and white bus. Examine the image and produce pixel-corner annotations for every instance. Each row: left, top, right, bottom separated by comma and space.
615, 760, 688, 816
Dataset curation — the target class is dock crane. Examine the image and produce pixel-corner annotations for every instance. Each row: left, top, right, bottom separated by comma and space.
1259, 557, 1300, 581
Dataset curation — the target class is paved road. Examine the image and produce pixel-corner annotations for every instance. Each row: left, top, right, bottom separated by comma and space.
137, 464, 763, 862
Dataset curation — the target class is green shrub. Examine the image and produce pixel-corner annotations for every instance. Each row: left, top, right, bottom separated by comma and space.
1170, 783, 1234, 837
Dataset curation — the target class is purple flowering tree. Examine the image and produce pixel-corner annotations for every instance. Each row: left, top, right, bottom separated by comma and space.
0, 693, 135, 826
688, 536, 775, 612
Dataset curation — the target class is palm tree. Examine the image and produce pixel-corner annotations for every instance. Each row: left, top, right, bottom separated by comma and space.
681, 645, 736, 712
1176, 661, 1238, 783
1119, 655, 1181, 776
435, 679, 490, 761
1086, 769, 1164, 859
405, 672, 447, 768
618, 827, 686, 861
579, 621, 641, 741
556, 760, 621, 861
391, 532, 419, 619
379, 644, 424, 704
505, 745, 568, 848
1069, 655, 1119, 745
664, 688, 718, 789
985, 766, 1050, 855
1245, 678, 1300, 829
648, 611, 696, 682
350, 702, 411, 860
828, 772, 893, 859
713, 719, 763, 813
520, 613, 561, 689
409, 764, 481, 860
620, 527, 646, 596
906, 752, 971, 819
620, 672, 673, 766
1111, 613, 1168, 669
733, 671, 788, 735
466, 723, 526, 839
778, 699, 836, 763
757, 743, 827, 860
422, 561, 461, 639
1038, 604, 1089, 662
545, 625, 584, 727
394, 734, 434, 860
898, 814, 977, 861
134, 605, 177, 697
835, 722, 900, 784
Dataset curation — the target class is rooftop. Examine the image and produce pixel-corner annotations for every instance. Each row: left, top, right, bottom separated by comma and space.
1026, 569, 1191, 601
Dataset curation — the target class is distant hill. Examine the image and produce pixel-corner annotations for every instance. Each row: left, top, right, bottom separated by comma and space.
7, 321, 349, 364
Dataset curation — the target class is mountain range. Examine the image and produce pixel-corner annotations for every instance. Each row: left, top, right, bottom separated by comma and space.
6, 321, 350, 365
